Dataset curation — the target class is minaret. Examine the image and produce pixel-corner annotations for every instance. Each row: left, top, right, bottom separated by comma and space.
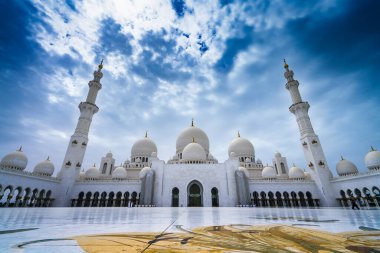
55, 60, 104, 206
283, 60, 337, 207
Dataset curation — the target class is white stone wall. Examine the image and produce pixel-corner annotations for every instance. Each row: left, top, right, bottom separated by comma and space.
152, 159, 240, 207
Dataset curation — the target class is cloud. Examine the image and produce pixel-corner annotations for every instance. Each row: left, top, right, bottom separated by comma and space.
0, 0, 379, 177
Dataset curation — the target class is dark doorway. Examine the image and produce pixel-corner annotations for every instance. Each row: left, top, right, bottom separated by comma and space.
211, 187, 219, 207
188, 181, 203, 207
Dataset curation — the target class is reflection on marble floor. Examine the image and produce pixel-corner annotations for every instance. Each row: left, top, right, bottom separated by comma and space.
0, 207, 379, 252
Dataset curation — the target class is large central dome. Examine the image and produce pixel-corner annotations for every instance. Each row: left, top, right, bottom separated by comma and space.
176, 120, 209, 154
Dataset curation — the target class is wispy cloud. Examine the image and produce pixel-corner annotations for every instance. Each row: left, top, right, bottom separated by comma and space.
0, 0, 379, 176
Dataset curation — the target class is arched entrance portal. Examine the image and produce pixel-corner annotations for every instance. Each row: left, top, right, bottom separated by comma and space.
187, 181, 203, 207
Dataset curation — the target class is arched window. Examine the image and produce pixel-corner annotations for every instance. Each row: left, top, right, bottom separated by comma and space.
84, 192, 92, 207
275, 191, 283, 207
274, 164, 278, 174
92, 192, 99, 207
102, 163, 107, 174
280, 163, 286, 174
172, 187, 179, 207
109, 164, 113, 175
107, 192, 115, 207
306, 192, 314, 207
211, 187, 219, 207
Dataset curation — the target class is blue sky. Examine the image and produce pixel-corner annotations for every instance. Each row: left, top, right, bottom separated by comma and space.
0, 0, 379, 175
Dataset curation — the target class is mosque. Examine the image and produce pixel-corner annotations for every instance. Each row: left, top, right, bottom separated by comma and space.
0, 61, 379, 209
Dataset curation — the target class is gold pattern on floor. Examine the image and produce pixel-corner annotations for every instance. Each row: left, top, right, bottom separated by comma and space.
73, 224, 380, 252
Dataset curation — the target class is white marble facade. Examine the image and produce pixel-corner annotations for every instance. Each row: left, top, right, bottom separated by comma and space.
1, 61, 380, 208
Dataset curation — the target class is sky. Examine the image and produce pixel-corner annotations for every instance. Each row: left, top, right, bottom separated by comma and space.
0, 0, 379, 176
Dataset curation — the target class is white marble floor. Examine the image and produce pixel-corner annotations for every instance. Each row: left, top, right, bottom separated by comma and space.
0, 207, 379, 252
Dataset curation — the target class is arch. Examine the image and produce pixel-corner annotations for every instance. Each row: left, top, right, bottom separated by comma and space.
260, 191, 267, 207
35, 189, 45, 207
291, 191, 298, 207
109, 164, 113, 175
298, 192, 306, 207
22, 188, 31, 207
252, 191, 259, 207
115, 192, 122, 207
44, 190, 52, 207
187, 180, 203, 207
107, 192, 115, 207
363, 187, 375, 207
30, 188, 39, 207
76, 192, 84, 207
268, 192, 275, 207
100, 192, 107, 207
280, 162, 286, 174
373, 187, 380, 204
306, 192, 314, 207
84, 192, 92, 207
275, 191, 283, 207
171, 187, 179, 207
131, 192, 137, 207
274, 164, 278, 174
92, 192, 99, 207
283, 191, 290, 207
211, 187, 219, 207
123, 192, 130, 207
346, 189, 353, 197
0, 186, 13, 206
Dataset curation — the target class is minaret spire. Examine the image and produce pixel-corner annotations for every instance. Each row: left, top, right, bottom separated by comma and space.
56, 61, 105, 207
283, 60, 336, 207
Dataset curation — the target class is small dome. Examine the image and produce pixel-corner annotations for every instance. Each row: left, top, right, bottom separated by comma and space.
237, 166, 249, 178
245, 157, 251, 162
112, 166, 127, 179
364, 147, 380, 170
304, 171, 312, 180
336, 157, 358, 176
262, 166, 277, 179
85, 165, 100, 179
124, 159, 130, 164
131, 134, 157, 158
139, 166, 153, 179
176, 121, 209, 155
256, 159, 262, 164
228, 134, 254, 158
0, 147, 28, 171
135, 157, 141, 163
230, 152, 236, 158
289, 165, 305, 179
33, 157, 55, 176
275, 151, 282, 158
182, 142, 206, 162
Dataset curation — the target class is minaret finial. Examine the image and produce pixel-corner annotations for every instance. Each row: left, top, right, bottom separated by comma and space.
98, 59, 104, 70
145, 131, 148, 138
17, 146, 22, 151
237, 131, 240, 138
191, 118, 194, 127
371, 146, 376, 151
283, 59, 289, 71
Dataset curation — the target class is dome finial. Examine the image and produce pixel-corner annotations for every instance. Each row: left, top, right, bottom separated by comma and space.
145, 131, 148, 138
283, 59, 289, 70
191, 118, 194, 127
98, 59, 104, 70
192, 137, 195, 143
47, 156, 50, 161
93, 163, 96, 167
371, 146, 376, 151
17, 146, 23, 152
237, 131, 240, 138
340, 155, 344, 160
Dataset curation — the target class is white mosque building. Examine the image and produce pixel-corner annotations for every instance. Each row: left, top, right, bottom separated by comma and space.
0, 61, 379, 208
